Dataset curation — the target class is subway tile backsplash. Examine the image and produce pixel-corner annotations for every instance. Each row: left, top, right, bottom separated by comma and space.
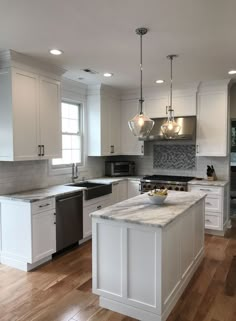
153, 144, 196, 169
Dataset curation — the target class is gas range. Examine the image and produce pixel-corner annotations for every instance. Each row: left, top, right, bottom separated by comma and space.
140, 175, 194, 193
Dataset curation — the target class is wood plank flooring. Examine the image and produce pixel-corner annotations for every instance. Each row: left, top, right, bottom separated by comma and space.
0, 223, 236, 321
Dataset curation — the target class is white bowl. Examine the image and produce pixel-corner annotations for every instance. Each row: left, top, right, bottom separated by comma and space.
147, 193, 167, 205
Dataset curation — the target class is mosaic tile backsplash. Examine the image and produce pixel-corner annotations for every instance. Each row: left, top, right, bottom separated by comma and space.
153, 144, 196, 169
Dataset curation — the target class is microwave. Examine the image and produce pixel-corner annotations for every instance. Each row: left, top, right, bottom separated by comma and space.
105, 161, 135, 177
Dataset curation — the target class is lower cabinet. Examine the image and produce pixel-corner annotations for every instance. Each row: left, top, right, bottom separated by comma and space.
83, 195, 111, 239
111, 180, 128, 204
0, 198, 56, 271
32, 210, 56, 262
188, 183, 229, 235
128, 180, 141, 198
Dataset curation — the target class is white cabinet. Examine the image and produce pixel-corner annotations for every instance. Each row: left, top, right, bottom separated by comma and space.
144, 90, 197, 119
144, 95, 168, 118
128, 180, 141, 198
0, 51, 63, 161
196, 81, 229, 157
188, 182, 229, 235
32, 209, 56, 262
120, 100, 144, 155
111, 180, 128, 204
38, 76, 62, 159
87, 85, 121, 156
83, 195, 111, 238
0, 198, 56, 271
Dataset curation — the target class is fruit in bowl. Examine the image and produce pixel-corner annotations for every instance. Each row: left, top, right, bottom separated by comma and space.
147, 188, 168, 205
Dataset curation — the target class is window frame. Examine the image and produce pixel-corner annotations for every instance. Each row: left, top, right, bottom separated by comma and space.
49, 100, 84, 174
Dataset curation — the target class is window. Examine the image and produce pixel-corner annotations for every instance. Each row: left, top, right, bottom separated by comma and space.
52, 102, 82, 166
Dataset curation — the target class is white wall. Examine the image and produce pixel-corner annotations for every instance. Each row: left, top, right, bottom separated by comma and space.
0, 78, 105, 195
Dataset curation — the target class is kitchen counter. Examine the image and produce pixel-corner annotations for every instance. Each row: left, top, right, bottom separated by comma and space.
0, 185, 85, 203
88, 176, 142, 184
91, 190, 206, 228
188, 179, 229, 187
92, 190, 205, 321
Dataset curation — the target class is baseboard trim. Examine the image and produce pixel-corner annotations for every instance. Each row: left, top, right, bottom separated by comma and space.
0, 255, 51, 271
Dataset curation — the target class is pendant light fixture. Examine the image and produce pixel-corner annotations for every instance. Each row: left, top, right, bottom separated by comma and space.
161, 55, 181, 139
128, 27, 154, 137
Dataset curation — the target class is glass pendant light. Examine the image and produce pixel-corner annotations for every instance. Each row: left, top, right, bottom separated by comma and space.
128, 28, 154, 138
161, 55, 181, 139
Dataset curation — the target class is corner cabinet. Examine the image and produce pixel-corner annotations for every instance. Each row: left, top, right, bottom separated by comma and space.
196, 80, 230, 157
87, 85, 121, 156
0, 50, 64, 161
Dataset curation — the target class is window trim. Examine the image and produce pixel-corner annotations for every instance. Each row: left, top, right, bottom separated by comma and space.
49, 99, 84, 176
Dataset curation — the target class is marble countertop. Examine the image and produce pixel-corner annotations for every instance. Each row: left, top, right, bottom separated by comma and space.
188, 179, 229, 187
90, 190, 206, 228
0, 185, 86, 203
88, 176, 142, 184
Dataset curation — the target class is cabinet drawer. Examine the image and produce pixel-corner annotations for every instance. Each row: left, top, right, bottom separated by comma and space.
188, 185, 222, 196
205, 214, 221, 229
205, 196, 221, 212
32, 198, 55, 214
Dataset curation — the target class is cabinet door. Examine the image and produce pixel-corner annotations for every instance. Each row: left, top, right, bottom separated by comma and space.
144, 96, 168, 118
111, 181, 128, 204
196, 91, 228, 156
32, 210, 56, 262
120, 100, 144, 155
83, 200, 110, 238
39, 77, 62, 159
12, 68, 39, 160
101, 96, 110, 156
128, 180, 141, 198
109, 98, 121, 155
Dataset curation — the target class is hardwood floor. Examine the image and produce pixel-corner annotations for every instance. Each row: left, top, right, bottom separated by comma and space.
0, 224, 236, 321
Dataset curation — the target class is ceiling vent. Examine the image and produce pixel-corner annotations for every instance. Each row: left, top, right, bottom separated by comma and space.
81, 68, 99, 74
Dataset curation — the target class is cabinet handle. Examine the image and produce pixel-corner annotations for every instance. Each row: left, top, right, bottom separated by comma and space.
139, 183, 141, 192
97, 205, 102, 210
196, 145, 199, 154
41, 145, 45, 156
205, 219, 211, 223
141, 145, 144, 154
110, 145, 114, 154
166, 106, 168, 115
206, 202, 212, 205
113, 182, 119, 186
54, 222, 56, 225
39, 203, 50, 208
200, 188, 211, 192
38, 145, 42, 156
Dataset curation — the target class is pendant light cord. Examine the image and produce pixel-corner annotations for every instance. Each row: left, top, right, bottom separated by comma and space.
170, 56, 173, 110
140, 32, 144, 113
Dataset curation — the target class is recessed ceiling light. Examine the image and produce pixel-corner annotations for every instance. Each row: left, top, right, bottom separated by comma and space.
228, 70, 236, 75
49, 49, 63, 55
155, 79, 165, 84
103, 72, 113, 77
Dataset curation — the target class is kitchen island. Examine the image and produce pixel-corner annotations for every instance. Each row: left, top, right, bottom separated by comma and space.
91, 191, 206, 321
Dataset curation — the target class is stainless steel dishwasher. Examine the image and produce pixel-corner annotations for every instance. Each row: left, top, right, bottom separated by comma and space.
56, 191, 83, 252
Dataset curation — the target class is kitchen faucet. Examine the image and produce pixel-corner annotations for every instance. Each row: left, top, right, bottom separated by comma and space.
72, 163, 78, 182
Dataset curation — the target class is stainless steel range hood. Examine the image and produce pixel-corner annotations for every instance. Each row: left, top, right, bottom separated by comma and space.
139, 116, 196, 141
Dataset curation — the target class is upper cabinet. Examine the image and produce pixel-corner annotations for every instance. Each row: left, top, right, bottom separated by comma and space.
144, 85, 198, 118
196, 80, 230, 157
0, 50, 65, 161
87, 85, 121, 156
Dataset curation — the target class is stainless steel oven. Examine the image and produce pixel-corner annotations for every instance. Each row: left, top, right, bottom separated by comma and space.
105, 161, 135, 177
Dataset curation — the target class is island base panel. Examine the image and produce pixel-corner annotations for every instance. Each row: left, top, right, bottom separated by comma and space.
99, 249, 204, 321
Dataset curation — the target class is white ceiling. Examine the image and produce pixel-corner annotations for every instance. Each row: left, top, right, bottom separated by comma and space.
0, 0, 236, 89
